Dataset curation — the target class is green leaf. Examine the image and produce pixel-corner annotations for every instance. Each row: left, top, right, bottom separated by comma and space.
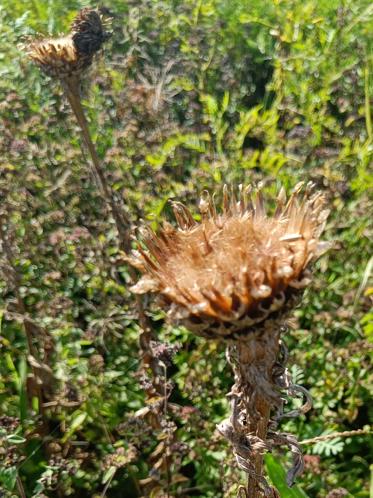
0, 466, 17, 491
312, 436, 344, 456
290, 365, 305, 385
265, 454, 310, 497
6, 434, 26, 444
18, 356, 28, 423
61, 412, 87, 443
102, 465, 116, 485
146, 133, 208, 169
221, 91, 230, 113
201, 94, 218, 116
5, 353, 17, 376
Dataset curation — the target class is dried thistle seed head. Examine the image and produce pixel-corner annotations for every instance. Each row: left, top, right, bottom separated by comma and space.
24, 9, 110, 80
71, 7, 111, 56
129, 183, 330, 339
25, 36, 92, 79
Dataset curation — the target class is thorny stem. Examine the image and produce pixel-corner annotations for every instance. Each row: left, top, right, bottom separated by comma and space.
219, 326, 308, 498
236, 337, 280, 498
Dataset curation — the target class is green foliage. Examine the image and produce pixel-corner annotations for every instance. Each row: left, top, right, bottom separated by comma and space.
0, 466, 17, 491
265, 455, 309, 498
311, 434, 345, 457
0, 0, 372, 496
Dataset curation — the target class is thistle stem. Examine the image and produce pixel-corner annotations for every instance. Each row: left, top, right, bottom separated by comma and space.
246, 396, 271, 498
220, 331, 283, 498
63, 77, 175, 496
63, 77, 131, 252
237, 338, 279, 498
63, 77, 150, 336
62, 78, 166, 402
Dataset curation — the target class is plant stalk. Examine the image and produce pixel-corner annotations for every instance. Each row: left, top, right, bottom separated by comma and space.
246, 396, 271, 498
63, 77, 131, 251
220, 329, 283, 498
63, 77, 151, 335
62, 76, 176, 495
237, 338, 278, 498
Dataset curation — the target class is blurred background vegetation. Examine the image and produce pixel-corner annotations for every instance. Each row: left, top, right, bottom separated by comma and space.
0, 0, 372, 497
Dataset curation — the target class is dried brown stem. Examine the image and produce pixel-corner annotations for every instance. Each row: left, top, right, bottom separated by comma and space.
218, 323, 308, 498
63, 77, 131, 250
62, 77, 154, 368
16, 475, 27, 498
237, 334, 281, 498
300, 428, 371, 445
246, 396, 271, 498
62, 76, 174, 494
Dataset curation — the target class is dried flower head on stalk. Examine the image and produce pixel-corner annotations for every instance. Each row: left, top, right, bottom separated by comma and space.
25, 36, 90, 79
25, 8, 110, 81
24, 10, 181, 495
130, 182, 329, 338
129, 182, 330, 497
22, 8, 124, 235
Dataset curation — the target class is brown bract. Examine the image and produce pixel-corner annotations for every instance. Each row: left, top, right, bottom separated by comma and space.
26, 36, 91, 79
129, 183, 330, 338
24, 8, 109, 80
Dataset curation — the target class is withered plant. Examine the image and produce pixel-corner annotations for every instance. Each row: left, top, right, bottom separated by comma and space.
24, 9, 132, 248
25, 6, 158, 384
24, 9, 182, 494
129, 182, 330, 497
